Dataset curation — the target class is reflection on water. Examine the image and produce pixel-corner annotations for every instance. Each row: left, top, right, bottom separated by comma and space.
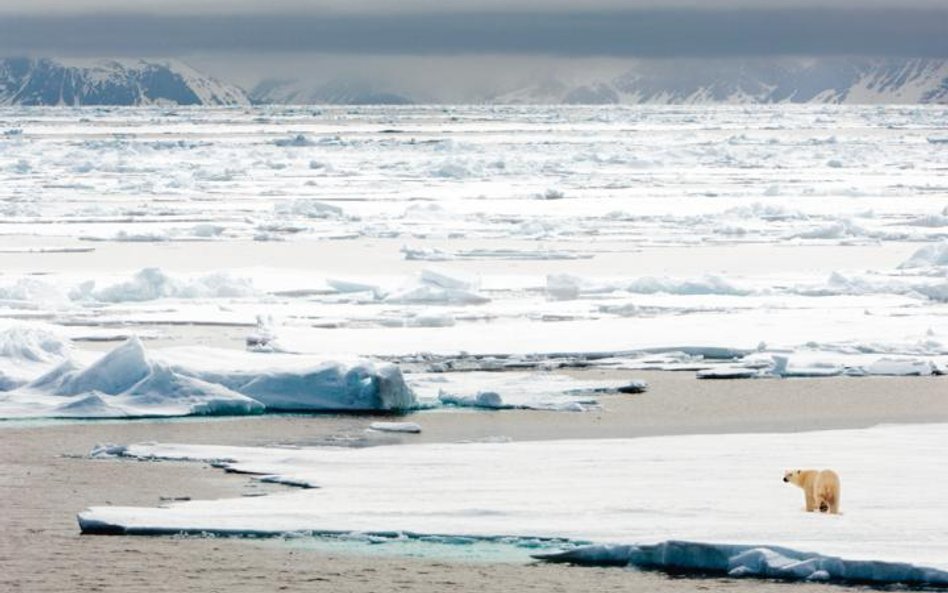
253, 532, 578, 565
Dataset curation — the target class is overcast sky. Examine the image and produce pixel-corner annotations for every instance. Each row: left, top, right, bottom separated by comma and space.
0, 0, 945, 91
2, 0, 947, 14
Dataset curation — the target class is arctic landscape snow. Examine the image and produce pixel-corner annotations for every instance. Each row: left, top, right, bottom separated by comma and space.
0, 106, 948, 586
0, 105, 946, 420
1, 104, 946, 591
80, 423, 948, 586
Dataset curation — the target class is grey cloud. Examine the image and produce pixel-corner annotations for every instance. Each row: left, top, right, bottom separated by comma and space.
2, 0, 947, 15
0, 9, 945, 58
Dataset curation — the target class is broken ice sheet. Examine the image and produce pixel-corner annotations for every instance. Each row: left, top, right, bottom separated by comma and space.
408, 371, 645, 411
79, 424, 948, 585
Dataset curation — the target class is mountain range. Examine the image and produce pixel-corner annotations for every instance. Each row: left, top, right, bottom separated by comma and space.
492, 58, 948, 105
0, 58, 247, 106
0, 56, 945, 106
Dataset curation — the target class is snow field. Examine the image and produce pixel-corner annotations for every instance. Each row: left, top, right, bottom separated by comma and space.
80, 423, 948, 585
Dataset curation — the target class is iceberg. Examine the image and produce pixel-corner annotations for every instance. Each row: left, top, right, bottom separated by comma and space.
0, 326, 71, 366
0, 326, 73, 390
0, 337, 415, 418
383, 284, 489, 306
545, 274, 583, 301
273, 198, 344, 219
0, 278, 70, 310
626, 275, 750, 296
70, 268, 256, 303
863, 358, 935, 376
899, 241, 948, 269
185, 353, 414, 412
437, 390, 509, 409
418, 268, 479, 291
382, 270, 490, 305
545, 273, 752, 301
273, 134, 317, 148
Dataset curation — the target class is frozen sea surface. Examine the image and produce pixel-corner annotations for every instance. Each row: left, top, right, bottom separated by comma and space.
0, 327, 642, 418
0, 105, 945, 389
0, 331, 415, 418
80, 423, 948, 586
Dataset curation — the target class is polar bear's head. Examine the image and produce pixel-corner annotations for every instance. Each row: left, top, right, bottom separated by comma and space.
783, 469, 803, 485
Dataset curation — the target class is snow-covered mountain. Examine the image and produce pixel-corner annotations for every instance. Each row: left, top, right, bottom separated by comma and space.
0, 58, 249, 106
494, 58, 948, 105
251, 78, 412, 106
4, 56, 944, 106
254, 58, 947, 105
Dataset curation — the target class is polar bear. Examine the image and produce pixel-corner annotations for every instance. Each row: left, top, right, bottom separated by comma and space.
783, 469, 840, 514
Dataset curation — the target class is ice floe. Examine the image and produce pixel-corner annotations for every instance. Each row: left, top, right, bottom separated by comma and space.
273, 199, 345, 219
409, 371, 645, 412
536, 541, 948, 587
70, 268, 257, 303
0, 336, 415, 418
695, 350, 944, 380
368, 421, 422, 434
78, 423, 948, 586
403, 247, 594, 261
0, 325, 662, 418
383, 284, 489, 306
0, 326, 72, 390
899, 240, 948, 269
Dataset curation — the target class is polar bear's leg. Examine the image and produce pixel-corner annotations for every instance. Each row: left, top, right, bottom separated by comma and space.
815, 479, 839, 514
804, 491, 816, 512
826, 490, 840, 514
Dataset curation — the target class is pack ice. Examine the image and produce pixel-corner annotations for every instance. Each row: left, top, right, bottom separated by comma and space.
411, 371, 646, 411
0, 325, 654, 418
0, 330, 414, 418
1, 106, 947, 377
79, 423, 948, 587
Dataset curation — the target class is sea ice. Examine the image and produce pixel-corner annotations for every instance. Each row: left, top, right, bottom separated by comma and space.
0, 337, 415, 418
382, 270, 489, 305
368, 421, 422, 434
383, 285, 489, 305
626, 275, 750, 296
863, 358, 936, 376
0, 326, 72, 390
273, 198, 344, 219
402, 247, 594, 261
78, 424, 948, 585
408, 371, 639, 411
418, 268, 479, 292
696, 351, 943, 380
696, 367, 760, 380
70, 268, 257, 303
1, 105, 946, 386
536, 541, 948, 587
899, 241, 948, 269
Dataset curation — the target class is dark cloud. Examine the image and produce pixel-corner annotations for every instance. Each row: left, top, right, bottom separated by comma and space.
0, 0, 944, 16
3, 1, 946, 16
0, 9, 945, 58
